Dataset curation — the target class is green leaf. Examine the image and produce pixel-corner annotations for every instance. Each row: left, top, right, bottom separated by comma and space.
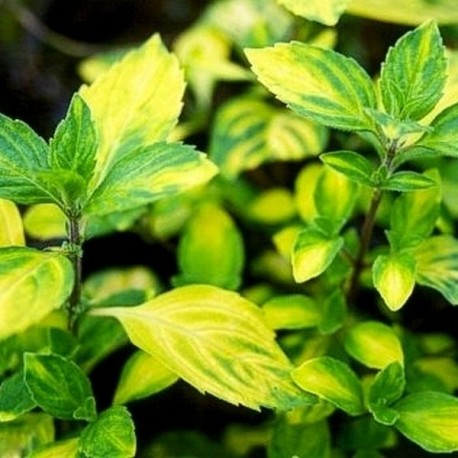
292, 356, 364, 415
368, 362, 405, 425
344, 321, 404, 369
0, 114, 58, 206
0, 247, 74, 340
23, 352, 96, 421
379, 21, 446, 121
245, 42, 377, 132
373, 253, 417, 311
347, 0, 458, 25
269, 418, 331, 458
210, 96, 326, 179
0, 198, 25, 246
403, 103, 458, 162
114, 351, 178, 404
320, 151, 375, 187
319, 289, 347, 335
174, 204, 244, 290
277, 0, 349, 25
91, 285, 313, 410
79, 34, 185, 191
262, 294, 321, 330
49, 93, 97, 183
0, 372, 36, 421
292, 228, 344, 283
84, 142, 217, 215
394, 391, 458, 453
382, 171, 437, 192
80, 406, 136, 458
414, 236, 458, 304
28, 438, 80, 458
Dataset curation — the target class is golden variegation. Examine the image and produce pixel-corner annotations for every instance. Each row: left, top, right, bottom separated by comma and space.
0, 198, 25, 247
277, 0, 349, 26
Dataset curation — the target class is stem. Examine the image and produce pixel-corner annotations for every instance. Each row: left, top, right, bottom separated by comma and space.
67, 214, 83, 332
346, 140, 398, 304
346, 187, 382, 305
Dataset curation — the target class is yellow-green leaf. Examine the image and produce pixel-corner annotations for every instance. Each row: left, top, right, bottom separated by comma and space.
394, 392, 458, 453
277, 0, 349, 26
373, 254, 417, 311
292, 228, 344, 283
174, 204, 244, 290
23, 204, 67, 241
248, 188, 296, 225
80, 34, 185, 191
0, 199, 24, 246
114, 351, 178, 404
414, 236, 458, 305
292, 356, 364, 416
91, 285, 313, 410
0, 247, 73, 340
348, 0, 458, 25
246, 42, 377, 132
28, 438, 80, 458
344, 321, 404, 369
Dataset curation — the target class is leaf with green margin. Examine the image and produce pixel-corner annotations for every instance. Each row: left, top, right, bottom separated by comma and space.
173, 204, 244, 290
401, 103, 458, 164
388, 171, 441, 250
379, 21, 446, 121
90, 284, 314, 410
320, 151, 375, 187
344, 321, 404, 369
80, 406, 136, 458
210, 96, 325, 179
314, 167, 357, 231
268, 417, 331, 458
49, 93, 97, 183
114, 350, 178, 404
368, 362, 405, 425
28, 438, 80, 458
347, 0, 458, 25
292, 356, 365, 416
413, 235, 458, 305
246, 42, 377, 132
373, 253, 417, 311
0, 371, 36, 421
0, 198, 25, 246
277, 0, 349, 25
23, 352, 96, 421
79, 34, 185, 191
292, 228, 344, 283
0, 247, 74, 340
84, 142, 217, 216
382, 171, 437, 192
262, 294, 321, 330
0, 114, 60, 206
394, 391, 458, 453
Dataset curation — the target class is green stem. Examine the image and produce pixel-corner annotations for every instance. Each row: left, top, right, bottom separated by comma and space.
67, 214, 83, 332
346, 140, 398, 304
346, 187, 382, 305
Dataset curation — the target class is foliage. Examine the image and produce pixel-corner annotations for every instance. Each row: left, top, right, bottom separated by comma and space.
1, 0, 458, 456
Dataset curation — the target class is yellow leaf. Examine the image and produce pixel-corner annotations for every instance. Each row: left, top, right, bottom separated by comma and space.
0, 198, 24, 247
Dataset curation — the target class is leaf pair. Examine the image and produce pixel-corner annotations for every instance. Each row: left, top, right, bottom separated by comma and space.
0, 35, 217, 219
246, 21, 447, 153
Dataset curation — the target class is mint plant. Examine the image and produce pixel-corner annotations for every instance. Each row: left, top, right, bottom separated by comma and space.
1, 1, 458, 456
